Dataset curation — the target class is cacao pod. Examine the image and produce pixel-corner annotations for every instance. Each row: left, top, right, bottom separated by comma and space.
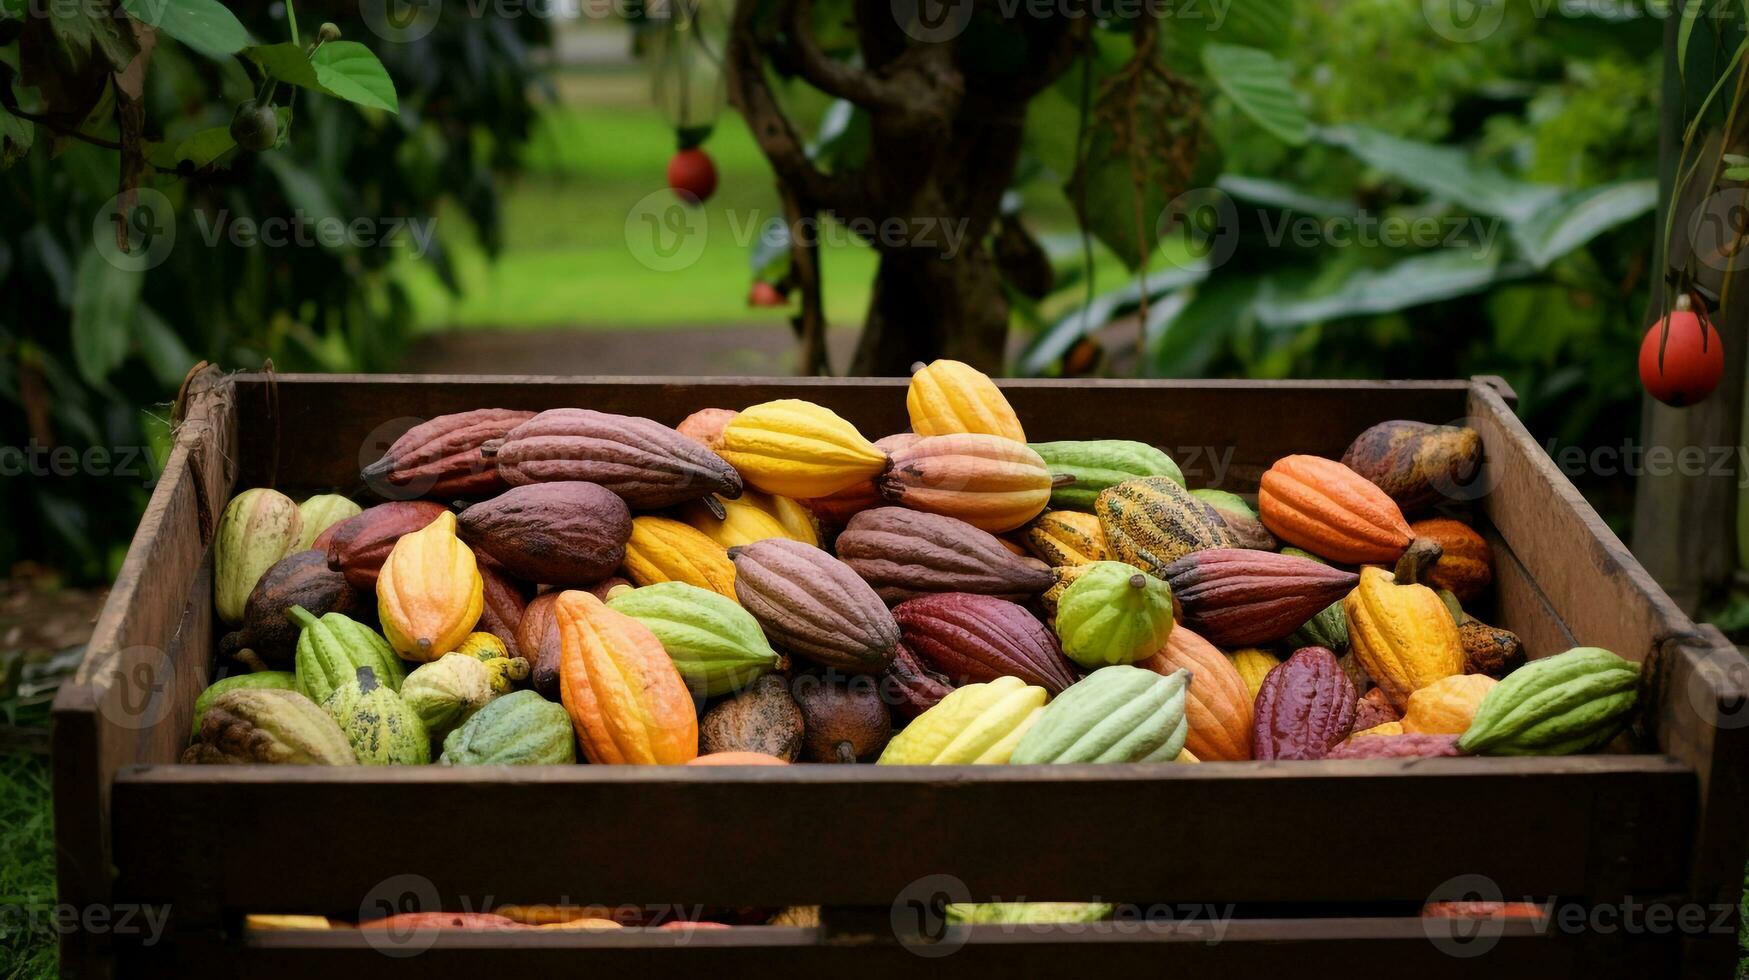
717, 399, 889, 498
214, 488, 304, 625
1036, 564, 1089, 621
906, 358, 1026, 441
676, 408, 738, 451
1228, 648, 1280, 700
1053, 561, 1175, 668
1341, 420, 1483, 514
402, 651, 529, 737
1409, 517, 1493, 604
218, 550, 363, 667
1355, 721, 1405, 737
948, 903, 1113, 925
325, 500, 451, 591
1191, 489, 1277, 551
1336, 651, 1370, 698
1160, 548, 1358, 647
454, 632, 509, 660
1457, 647, 1640, 756
681, 491, 819, 548
733, 538, 899, 673
297, 494, 362, 551
1138, 625, 1253, 761
1401, 673, 1497, 735
699, 674, 804, 760
791, 673, 892, 762
488, 408, 743, 508
1352, 687, 1401, 732
837, 507, 1054, 604
1344, 541, 1465, 708
880, 642, 955, 718
289, 604, 406, 705
1021, 511, 1108, 567
1010, 666, 1189, 764
440, 689, 576, 765
687, 751, 788, 766
376, 510, 485, 662
622, 516, 737, 599
802, 433, 917, 525
879, 433, 1053, 533
554, 590, 697, 764
1258, 455, 1412, 564
361, 409, 535, 500
1288, 600, 1349, 654
1095, 477, 1232, 575
1252, 646, 1356, 760
321, 666, 430, 765
182, 688, 356, 765
606, 581, 780, 697
1328, 733, 1463, 760
1460, 620, 1526, 678
1029, 441, 1183, 512
893, 593, 1077, 693
476, 562, 531, 659
516, 592, 564, 698
457, 482, 631, 586
190, 671, 296, 736
877, 676, 1047, 765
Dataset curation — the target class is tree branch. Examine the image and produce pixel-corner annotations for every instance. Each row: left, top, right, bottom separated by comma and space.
781, 0, 902, 110
780, 182, 830, 376
1014, 13, 1091, 98
726, 0, 850, 211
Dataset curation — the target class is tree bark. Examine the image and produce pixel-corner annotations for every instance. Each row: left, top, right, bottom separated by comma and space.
851, 245, 1009, 374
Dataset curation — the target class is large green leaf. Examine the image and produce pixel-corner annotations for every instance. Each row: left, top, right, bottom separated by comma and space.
1147, 276, 1263, 377
1510, 179, 1657, 269
1216, 174, 1358, 218
1319, 126, 1562, 223
1018, 265, 1208, 375
1251, 248, 1529, 328
247, 41, 398, 113
70, 245, 143, 385
1678, 0, 1706, 79
1200, 43, 1309, 146
121, 0, 249, 58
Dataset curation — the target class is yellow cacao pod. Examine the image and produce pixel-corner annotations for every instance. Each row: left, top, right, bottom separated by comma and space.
681, 491, 820, 549
377, 511, 484, 662
877, 676, 1047, 764
1023, 510, 1109, 567
1352, 721, 1405, 737
1401, 673, 1497, 734
1096, 477, 1233, 576
907, 359, 1026, 442
717, 399, 888, 498
1228, 648, 1281, 700
1345, 555, 1465, 709
622, 516, 737, 599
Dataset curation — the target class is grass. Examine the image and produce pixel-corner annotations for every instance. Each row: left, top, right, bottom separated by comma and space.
0, 753, 56, 980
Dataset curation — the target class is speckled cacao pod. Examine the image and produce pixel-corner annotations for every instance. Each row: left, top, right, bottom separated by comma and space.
699, 674, 804, 760
486, 408, 743, 509
837, 507, 1054, 605
1160, 548, 1357, 648
1342, 420, 1483, 515
880, 642, 954, 718
218, 550, 363, 667
1252, 646, 1357, 760
362, 408, 536, 500
1328, 733, 1463, 759
1460, 620, 1526, 678
733, 538, 899, 673
1190, 489, 1277, 551
457, 482, 631, 587
893, 593, 1077, 694
325, 500, 451, 591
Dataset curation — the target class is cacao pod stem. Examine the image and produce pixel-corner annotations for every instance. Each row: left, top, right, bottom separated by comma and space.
1128, 573, 1147, 590
479, 439, 504, 459
233, 649, 271, 672
704, 496, 727, 521
359, 457, 391, 480
505, 657, 531, 681
285, 604, 319, 630
1393, 537, 1443, 584
833, 741, 857, 764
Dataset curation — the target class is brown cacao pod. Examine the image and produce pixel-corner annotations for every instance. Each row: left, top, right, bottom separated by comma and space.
218, 550, 363, 667
733, 539, 899, 673
325, 500, 451, 591
475, 562, 532, 659
1352, 686, 1400, 733
699, 674, 804, 760
880, 642, 954, 718
837, 507, 1054, 605
1328, 733, 1463, 759
515, 592, 564, 698
1341, 420, 1483, 514
790, 673, 892, 763
1252, 646, 1357, 760
1460, 619, 1525, 678
361, 409, 535, 500
457, 482, 631, 586
487, 408, 743, 509
1159, 548, 1358, 647
892, 592, 1077, 694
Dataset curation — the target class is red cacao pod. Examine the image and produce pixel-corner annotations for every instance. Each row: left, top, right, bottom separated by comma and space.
325, 500, 451, 591
476, 562, 532, 659
456, 482, 631, 586
836, 507, 1054, 605
880, 642, 954, 718
892, 592, 1077, 694
361, 408, 536, 500
1160, 548, 1358, 647
1351, 686, 1401, 733
1328, 733, 1463, 759
515, 592, 564, 698
487, 408, 742, 509
1252, 646, 1357, 760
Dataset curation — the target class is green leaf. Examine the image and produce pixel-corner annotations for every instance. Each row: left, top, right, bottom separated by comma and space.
1726, 165, 1749, 180
164, 126, 235, 168
260, 153, 351, 253
0, 107, 33, 168
1319, 126, 1563, 223
1207, 0, 1293, 51
1216, 174, 1358, 218
1678, 0, 1705, 80
70, 245, 143, 385
1200, 43, 1309, 146
1510, 179, 1657, 269
120, 0, 249, 58
132, 302, 197, 388
1251, 249, 1529, 328
1018, 265, 1208, 375
1148, 276, 1263, 377
310, 41, 398, 112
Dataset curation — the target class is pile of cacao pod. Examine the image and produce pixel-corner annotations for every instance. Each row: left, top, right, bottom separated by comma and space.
187, 361, 1641, 768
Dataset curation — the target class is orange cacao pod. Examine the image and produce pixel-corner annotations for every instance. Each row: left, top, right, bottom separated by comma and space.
1258, 455, 1412, 564
554, 590, 697, 764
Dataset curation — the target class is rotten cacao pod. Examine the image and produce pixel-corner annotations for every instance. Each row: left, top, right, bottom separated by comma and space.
699, 674, 805, 761
836, 507, 1054, 605
1160, 548, 1359, 648
1341, 420, 1483, 515
456, 482, 631, 587
219, 550, 364, 668
892, 592, 1077, 694
486, 408, 743, 509
732, 538, 900, 674
1352, 687, 1402, 733
880, 642, 954, 719
325, 500, 452, 591
790, 673, 892, 763
361, 409, 536, 500
1252, 646, 1357, 761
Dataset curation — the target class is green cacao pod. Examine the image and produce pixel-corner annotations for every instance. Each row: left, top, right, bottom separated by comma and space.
289, 606, 406, 705
1457, 647, 1640, 756
1096, 477, 1232, 576
182, 688, 356, 765
214, 488, 304, 625
441, 689, 576, 765
948, 903, 1113, 925
1010, 665, 1189, 764
190, 671, 296, 736
1029, 441, 1183, 511
1288, 600, 1349, 653
1053, 561, 1175, 668
1191, 489, 1277, 551
298, 494, 362, 551
321, 667, 430, 765
402, 652, 530, 737
606, 581, 781, 696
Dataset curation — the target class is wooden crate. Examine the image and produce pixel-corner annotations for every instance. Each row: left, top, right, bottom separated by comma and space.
51, 371, 1749, 978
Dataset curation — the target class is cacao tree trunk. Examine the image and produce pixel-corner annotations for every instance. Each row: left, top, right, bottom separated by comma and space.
851, 246, 1010, 374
